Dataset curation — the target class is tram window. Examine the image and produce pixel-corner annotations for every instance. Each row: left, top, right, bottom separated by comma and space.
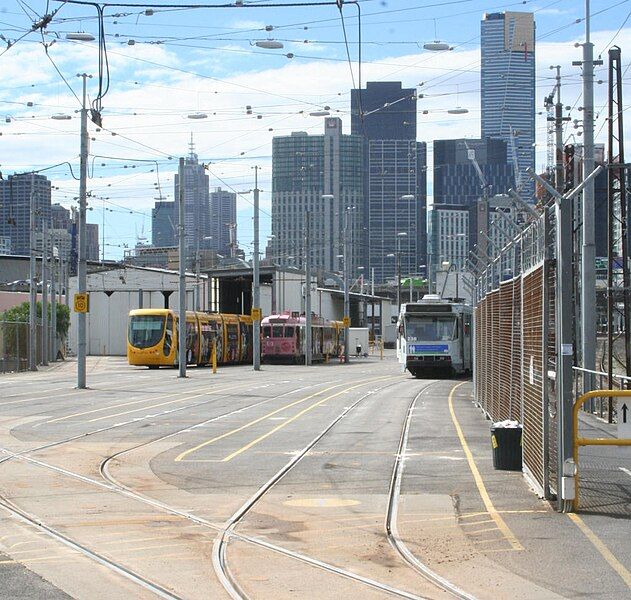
406, 317, 457, 341
285, 326, 294, 337
262, 326, 271, 338
129, 315, 165, 348
272, 325, 284, 338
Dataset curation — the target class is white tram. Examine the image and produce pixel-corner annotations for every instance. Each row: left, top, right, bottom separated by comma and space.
396, 295, 472, 378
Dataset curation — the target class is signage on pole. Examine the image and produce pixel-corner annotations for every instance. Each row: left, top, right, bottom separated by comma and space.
343, 316, 350, 327
74, 292, 89, 313
251, 307, 262, 321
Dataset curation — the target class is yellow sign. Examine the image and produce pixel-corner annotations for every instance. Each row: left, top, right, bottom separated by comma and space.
74, 293, 89, 313
342, 316, 350, 327
251, 307, 262, 321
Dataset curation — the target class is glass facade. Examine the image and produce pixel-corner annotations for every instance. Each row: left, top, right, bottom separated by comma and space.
271, 118, 364, 274
481, 12, 536, 200
351, 82, 427, 284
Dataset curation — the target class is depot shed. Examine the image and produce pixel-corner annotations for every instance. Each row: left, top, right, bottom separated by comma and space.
69, 265, 202, 356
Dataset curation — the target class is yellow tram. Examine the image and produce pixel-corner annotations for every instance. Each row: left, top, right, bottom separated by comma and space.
127, 309, 253, 368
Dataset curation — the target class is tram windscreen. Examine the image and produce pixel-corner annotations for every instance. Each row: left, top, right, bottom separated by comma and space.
272, 325, 284, 338
129, 315, 165, 348
405, 316, 457, 342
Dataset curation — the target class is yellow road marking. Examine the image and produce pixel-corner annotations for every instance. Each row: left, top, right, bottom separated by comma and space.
43, 381, 223, 424
175, 375, 390, 462
448, 382, 524, 551
221, 377, 392, 462
175, 384, 341, 461
568, 513, 631, 589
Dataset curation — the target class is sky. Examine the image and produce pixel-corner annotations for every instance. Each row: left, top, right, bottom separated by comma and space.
0, 0, 630, 261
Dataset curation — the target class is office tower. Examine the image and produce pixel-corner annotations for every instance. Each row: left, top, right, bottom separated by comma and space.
271, 117, 363, 274
152, 200, 176, 247
429, 137, 514, 273
0, 173, 51, 255
209, 187, 236, 257
481, 12, 535, 199
174, 137, 210, 260
351, 81, 427, 284
433, 138, 514, 206
86, 223, 100, 261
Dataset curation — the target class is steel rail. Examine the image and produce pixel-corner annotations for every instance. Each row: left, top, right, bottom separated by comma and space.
0, 379, 287, 469
385, 381, 477, 600
0, 495, 183, 600
212, 377, 430, 600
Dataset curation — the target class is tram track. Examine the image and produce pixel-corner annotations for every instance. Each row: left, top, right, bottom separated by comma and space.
0, 374, 475, 600
386, 382, 476, 600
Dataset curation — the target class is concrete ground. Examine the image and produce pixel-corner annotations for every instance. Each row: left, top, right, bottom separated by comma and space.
0, 353, 629, 599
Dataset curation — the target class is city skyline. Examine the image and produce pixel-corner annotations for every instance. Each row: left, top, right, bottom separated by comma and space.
0, 1, 627, 261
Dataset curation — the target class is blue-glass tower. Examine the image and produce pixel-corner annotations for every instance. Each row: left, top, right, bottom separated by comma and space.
481, 12, 535, 200
351, 82, 427, 284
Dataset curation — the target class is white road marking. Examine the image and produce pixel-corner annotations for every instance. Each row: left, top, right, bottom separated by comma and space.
619, 467, 631, 478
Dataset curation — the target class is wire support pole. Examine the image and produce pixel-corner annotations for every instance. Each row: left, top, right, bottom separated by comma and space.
42, 215, 48, 366
343, 208, 350, 364
29, 174, 37, 371
253, 165, 261, 371
305, 209, 312, 366
580, 0, 597, 395
77, 73, 91, 389
178, 157, 187, 378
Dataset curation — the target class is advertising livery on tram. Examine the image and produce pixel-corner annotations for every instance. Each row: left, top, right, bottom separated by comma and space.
127, 309, 252, 368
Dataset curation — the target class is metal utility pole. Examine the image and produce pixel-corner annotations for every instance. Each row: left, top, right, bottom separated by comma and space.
607, 46, 631, 397
252, 166, 261, 371
343, 209, 350, 363
305, 209, 312, 366
576, 1, 602, 394
77, 73, 91, 389
195, 235, 200, 311
29, 174, 36, 371
51, 239, 57, 362
41, 216, 48, 366
550, 66, 571, 193
178, 157, 187, 378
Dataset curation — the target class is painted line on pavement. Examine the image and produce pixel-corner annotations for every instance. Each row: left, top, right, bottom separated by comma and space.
567, 512, 631, 590
448, 382, 524, 551
620, 467, 631, 479
220, 378, 392, 462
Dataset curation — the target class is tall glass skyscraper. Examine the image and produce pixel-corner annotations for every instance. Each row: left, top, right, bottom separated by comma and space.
0, 173, 51, 255
209, 187, 236, 257
351, 82, 427, 284
271, 117, 363, 274
174, 138, 210, 259
481, 12, 535, 200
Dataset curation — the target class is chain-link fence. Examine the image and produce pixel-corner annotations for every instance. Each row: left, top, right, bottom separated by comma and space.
474, 206, 558, 499
0, 321, 62, 373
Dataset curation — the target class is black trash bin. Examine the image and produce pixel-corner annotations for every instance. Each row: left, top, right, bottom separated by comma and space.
491, 422, 522, 471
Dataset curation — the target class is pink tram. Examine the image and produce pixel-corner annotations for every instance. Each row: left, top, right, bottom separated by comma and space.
261, 311, 345, 363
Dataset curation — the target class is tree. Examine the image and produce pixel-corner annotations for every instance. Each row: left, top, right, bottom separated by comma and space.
1, 302, 70, 362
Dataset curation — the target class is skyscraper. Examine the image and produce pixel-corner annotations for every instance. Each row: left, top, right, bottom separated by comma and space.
0, 173, 51, 255
481, 12, 535, 199
174, 138, 210, 259
433, 138, 514, 206
152, 200, 176, 247
209, 187, 236, 257
351, 81, 427, 284
271, 117, 363, 274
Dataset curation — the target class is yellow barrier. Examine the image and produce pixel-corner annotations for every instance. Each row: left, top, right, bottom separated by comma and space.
573, 389, 631, 511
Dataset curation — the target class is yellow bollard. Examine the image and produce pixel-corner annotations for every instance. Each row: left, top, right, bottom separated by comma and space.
212, 340, 217, 374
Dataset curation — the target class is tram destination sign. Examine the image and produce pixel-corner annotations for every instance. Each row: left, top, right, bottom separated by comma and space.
409, 344, 449, 354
